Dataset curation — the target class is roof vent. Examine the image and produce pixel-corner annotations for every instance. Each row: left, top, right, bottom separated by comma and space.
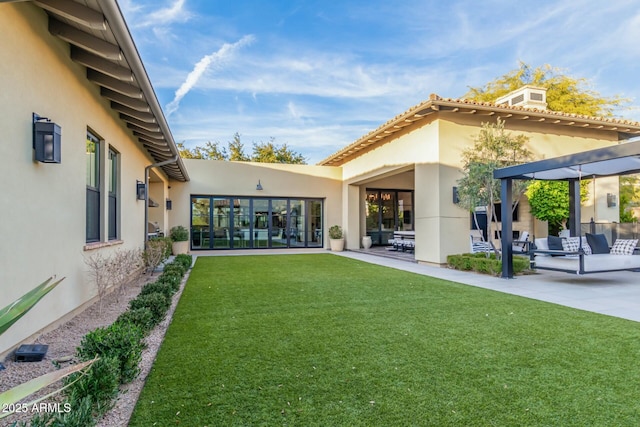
495, 86, 547, 110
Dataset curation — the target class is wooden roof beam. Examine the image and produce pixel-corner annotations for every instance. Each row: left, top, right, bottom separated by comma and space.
36, 0, 106, 30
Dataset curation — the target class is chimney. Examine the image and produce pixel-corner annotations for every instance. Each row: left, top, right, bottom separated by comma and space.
495, 85, 547, 110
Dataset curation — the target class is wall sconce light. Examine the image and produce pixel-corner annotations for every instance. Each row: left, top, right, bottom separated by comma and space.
452, 186, 459, 204
166, 199, 172, 210
256, 180, 263, 191
136, 180, 146, 200
33, 113, 61, 163
607, 193, 617, 207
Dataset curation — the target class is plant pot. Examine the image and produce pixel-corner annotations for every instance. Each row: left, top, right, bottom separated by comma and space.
362, 236, 372, 250
172, 241, 189, 255
329, 238, 345, 252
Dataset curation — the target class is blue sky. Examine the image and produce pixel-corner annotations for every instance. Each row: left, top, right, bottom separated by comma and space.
120, 0, 640, 164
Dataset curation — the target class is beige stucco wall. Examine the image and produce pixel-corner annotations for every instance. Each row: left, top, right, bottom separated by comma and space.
0, 4, 159, 356
339, 114, 623, 264
169, 160, 343, 247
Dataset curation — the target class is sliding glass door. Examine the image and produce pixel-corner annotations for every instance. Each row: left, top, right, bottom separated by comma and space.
365, 189, 414, 245
190, 196, 324, 250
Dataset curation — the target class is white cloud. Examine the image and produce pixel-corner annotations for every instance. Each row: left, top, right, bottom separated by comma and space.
165, 35, 255, 116
134, 0, 191, 28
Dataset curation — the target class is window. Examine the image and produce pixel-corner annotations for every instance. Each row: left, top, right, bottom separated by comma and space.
108, 148, 119, 240
86, 131, 100, 243
190, 196, 324, 250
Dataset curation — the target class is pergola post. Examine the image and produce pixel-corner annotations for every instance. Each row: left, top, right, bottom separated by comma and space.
500, 178, 514, 278
567, 179, 581, 237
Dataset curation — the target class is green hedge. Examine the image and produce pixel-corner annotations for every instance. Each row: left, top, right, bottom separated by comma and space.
76, 322, 144, 384
129, 292, 171, 326
447, 253, 530, 276
174, 254, 193, 270
45, 254, 192, 427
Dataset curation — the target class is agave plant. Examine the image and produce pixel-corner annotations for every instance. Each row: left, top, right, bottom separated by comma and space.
0, 276, 64, 335
0, 276, 97, 419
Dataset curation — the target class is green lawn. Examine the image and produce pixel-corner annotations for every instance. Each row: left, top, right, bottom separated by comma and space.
129, 254, 640, 426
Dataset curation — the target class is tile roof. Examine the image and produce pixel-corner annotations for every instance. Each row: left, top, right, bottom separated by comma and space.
318, 93, 640, 166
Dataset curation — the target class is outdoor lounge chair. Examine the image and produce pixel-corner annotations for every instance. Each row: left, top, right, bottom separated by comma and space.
512, 231, 530, 253
470, 231, 491, 253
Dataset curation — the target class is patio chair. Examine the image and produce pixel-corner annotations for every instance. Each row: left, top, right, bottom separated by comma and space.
470, 230, 491, 253
512, 231, 530, 253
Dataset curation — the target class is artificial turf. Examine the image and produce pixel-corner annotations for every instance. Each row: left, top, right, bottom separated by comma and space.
129, 254, 640, 426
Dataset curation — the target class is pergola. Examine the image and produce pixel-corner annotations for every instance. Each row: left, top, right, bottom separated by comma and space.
494, 140, 640, 278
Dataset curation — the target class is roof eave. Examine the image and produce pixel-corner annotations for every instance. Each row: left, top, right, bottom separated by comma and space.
319, 95, 640, 167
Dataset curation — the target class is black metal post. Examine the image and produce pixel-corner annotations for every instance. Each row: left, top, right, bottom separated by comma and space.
568, 179, 581, 237
501, 178, 514, 278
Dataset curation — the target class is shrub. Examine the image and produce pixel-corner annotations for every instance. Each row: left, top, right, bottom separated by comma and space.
65, 356, 120, 417
129, 292, 171, 326
27, 396, 96, 427
447, 253, 530, 276
77, 322, 144, 384
170, 225, 189, 242
175, 253, 193, 270
143, 239, 169, 274
157, 272, 182, 292
328, 225, 343, 239
163, 262, 186, 277
115, 307, 156, 334
140, 280, 175, 299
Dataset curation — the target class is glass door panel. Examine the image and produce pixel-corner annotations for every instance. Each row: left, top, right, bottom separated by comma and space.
290, 200, 305, 247
380, 191, 396, 245
253, 199, 269, 248
308, 200, 322, 247
233, 199, 250, 248
191, 197, 210, 249
397, 191, 413, 231
212, 198, 230, 248
270, 199, 288, 247
365, 191, 381, 245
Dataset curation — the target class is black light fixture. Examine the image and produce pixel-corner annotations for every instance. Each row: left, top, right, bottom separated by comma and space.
256, 180, 263, 191
136, 180, 146, 200
33, 113, 61, 163
452, 186, 459, 204
166, 199, 172, 210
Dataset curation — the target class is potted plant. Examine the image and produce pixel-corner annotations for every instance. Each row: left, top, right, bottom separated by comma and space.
329, 225, 345, 251
170, 225, 189, 255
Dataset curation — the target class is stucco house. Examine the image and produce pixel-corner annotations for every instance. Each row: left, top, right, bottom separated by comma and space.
2, 0, 640, 357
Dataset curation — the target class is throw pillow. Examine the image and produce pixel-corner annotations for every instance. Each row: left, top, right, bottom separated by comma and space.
548, 235, 564, 251
586, 233, 610, 254
610, 239, 638, 255
562, 237, 580, 253
561, 236, 593, 254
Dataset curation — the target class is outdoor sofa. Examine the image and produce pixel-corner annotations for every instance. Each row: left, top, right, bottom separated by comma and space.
532, 234, 640, 274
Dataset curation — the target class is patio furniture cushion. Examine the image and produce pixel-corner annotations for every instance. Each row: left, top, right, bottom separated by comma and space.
548, 235, 564, 251
586, 233, 610, 254
610, 239, 638, 255
534, 253, 640, 273
562, 237, 592, 255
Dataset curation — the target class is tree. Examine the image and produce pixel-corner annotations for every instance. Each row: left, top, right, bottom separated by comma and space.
619, 175, 640, 222
525, 180, 590, 236
252, 137, 306, 164
456, 118, 532, 248
465, 62, 629, 117
176, 141, 227, 160
177, 132, 307, 164
228, 132, 250, 162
